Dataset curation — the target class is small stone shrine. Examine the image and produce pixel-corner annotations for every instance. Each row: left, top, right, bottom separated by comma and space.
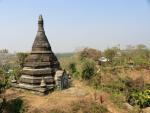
16, 15, 63, 94
54, 70, 69, 90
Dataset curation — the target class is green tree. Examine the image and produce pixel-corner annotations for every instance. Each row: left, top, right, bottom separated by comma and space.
104, 48, 117, 62
16, 52, 29, 68
130, 44, 150, 68
79, 48, 101, 61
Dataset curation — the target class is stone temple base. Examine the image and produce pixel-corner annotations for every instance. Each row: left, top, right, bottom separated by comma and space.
12, 83, 54, 95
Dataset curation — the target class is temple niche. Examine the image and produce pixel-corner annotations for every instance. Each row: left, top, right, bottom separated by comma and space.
14, 15, 68, 94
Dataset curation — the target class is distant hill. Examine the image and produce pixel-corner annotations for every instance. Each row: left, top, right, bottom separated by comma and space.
56, 53, 74, 59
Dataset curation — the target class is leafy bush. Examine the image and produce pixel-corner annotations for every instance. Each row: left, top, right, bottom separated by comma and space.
68, 62, 77, 75
128, 90, 150, 108
0, 83, 6, 94
2, 98, 25, 113
11, 67, 22, 80
81, 59, 96, 80
0, 68, 11, 93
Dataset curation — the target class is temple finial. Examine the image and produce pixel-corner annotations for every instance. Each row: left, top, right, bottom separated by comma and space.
38, 14, 43, 22
38, 14, 44, 31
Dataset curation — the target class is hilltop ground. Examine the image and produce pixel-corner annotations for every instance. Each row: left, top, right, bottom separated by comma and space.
2, 69, 150, 113
3, 80, 124, 113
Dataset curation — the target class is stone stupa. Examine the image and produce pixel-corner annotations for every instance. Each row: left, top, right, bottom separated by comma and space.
18, 15, 60, 94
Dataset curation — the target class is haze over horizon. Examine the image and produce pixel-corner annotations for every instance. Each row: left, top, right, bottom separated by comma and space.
0, 0, 150, 53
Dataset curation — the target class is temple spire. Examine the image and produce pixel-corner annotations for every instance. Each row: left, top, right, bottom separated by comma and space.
38, 15, 44, 32
17, 15, 61, 94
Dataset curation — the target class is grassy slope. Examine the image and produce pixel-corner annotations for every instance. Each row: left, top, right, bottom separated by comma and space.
3, 80, 125, 113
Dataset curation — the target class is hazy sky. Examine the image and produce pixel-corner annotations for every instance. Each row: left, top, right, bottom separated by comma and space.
0, 0, 150, 53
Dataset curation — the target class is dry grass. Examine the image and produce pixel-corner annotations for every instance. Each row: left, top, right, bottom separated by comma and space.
3, 78, 140, 113
3, 69, 150, 113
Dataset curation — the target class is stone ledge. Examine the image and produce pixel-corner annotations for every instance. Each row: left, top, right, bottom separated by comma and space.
11, 83, 54, 95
